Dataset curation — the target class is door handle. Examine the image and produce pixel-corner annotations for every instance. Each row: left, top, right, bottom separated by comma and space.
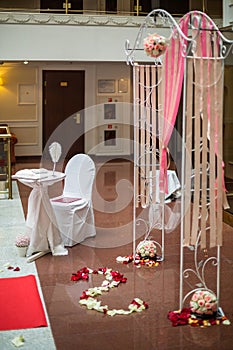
73, 113, 81, 124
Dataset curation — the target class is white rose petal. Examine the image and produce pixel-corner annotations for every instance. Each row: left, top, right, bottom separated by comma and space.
101, 280, 109, 287
11, 335, 25, 348
223, 319, 231, 325
3, 262, 11, 267
116, 256, 125, 262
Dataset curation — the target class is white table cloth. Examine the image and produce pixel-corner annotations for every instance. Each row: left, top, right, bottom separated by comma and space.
12, 169, 68, 259
150, 169, 181, 203
149, 170, 181, 232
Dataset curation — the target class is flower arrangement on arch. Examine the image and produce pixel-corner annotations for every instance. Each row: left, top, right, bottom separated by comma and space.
168, 290, 230, 327
190, 290, 217, 316
136, 239, 157, 260
15, 234, 30, 247
143, 33, 169, 58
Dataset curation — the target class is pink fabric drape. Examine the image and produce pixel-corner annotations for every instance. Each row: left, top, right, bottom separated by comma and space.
159, 15, 190, 193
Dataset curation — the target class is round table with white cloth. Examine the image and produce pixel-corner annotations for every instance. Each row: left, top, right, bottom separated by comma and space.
12, 169, 68, 261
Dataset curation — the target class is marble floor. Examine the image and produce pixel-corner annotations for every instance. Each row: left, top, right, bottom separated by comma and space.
3, 157, 233, 349
0, 181, 56, 350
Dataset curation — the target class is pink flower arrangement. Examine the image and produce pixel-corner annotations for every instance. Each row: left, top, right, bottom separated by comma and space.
144, 33, 169, 58
15, 234, 30, 247
136, 240, 157, 259
190, 290, 217, 315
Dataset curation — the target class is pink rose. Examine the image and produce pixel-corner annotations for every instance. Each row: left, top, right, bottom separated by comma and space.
198, 299, 205, 307
205, 302, 211, 309
204, 294, 211, 302
192, 293, 198, 302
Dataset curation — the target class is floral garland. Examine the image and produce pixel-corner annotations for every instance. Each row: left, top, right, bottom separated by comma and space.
71, 267, 148, 316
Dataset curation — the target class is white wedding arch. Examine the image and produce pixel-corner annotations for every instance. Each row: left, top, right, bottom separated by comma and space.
125, 9, 233, 312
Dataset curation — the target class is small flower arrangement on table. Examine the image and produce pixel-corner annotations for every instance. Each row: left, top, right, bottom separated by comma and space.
15, 234, 30, 257
144, 33, 169, 58
15, 234, 30, 247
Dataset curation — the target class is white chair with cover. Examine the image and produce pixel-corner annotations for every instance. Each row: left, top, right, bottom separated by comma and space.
51, 153, 96, 246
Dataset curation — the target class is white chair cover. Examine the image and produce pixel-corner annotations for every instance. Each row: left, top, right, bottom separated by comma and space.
51, 154, 96, 246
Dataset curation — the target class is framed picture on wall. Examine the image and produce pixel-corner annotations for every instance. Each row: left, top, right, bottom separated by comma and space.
104, 104, 116, 120
118, 79, 128, 93
104, 130, 116, 146
18, 84, 36, 105
98, 80, 115, 93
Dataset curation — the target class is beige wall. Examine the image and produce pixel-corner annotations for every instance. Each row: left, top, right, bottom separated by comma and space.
0, 66, 38, 121
0, 61, 132, 157
0, 65, 40, 155
86, 62, 132, 156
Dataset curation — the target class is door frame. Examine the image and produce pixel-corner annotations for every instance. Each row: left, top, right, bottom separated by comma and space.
42, 69, 85, 154
38, 63, 96, 156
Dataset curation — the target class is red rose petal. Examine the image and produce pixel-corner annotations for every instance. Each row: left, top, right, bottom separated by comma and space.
80, 291, 88, 300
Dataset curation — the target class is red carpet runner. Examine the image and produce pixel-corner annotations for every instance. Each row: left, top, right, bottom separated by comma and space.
0, 274, 48, 330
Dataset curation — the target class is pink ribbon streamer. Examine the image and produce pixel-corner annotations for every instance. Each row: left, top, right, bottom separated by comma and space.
200, 20, 227, 199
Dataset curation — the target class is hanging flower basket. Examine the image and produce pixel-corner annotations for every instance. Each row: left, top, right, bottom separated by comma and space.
143, 33, 169, 58
136, 239, 157, 260
168, 290, 231, 326
190, 290, 218, 319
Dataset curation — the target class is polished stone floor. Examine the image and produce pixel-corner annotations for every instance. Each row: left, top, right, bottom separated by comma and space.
11, 158, 233, 349
0, 181, 56, 350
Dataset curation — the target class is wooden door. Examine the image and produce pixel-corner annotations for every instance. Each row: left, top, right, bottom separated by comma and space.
43, 70, 85, 160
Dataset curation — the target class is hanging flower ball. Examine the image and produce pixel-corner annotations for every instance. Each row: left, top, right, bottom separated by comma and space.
143, 33, 169, 58
136, 240, 157, 259
190, 290, 217, 316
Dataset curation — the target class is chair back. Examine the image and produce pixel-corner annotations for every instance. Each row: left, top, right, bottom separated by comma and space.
63, 154, 95, 200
